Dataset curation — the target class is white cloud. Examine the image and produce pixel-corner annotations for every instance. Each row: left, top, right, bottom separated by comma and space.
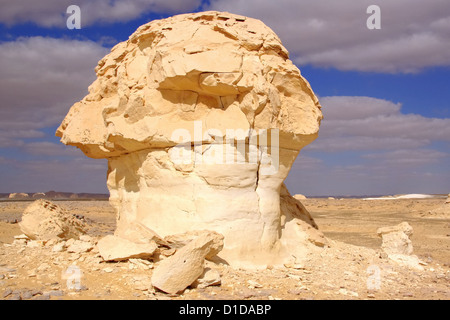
0, 36, 108, 146
309, 96, 450, 152
285, 95, 450, 195
319, 96, 401, 120
208, 0, 450, 72
362, 149, 448, 167
0, 0, 202, 27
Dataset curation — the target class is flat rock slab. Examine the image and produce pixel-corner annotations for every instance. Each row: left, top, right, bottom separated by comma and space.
97, 235, 157, 261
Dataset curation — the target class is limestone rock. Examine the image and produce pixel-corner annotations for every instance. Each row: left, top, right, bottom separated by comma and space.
97, 235, 157, 261
151, 231, 224, 294
191, 268, 221, 289
428, 194, 450, 217
377, 222, 425, 270
164, 230, 225, 258
32, 193, 46, 199
387, 254, 424, 271
9, 193, 29, 199
56, 11, 324, 267
19, 199, 86, 240
66, 240, 94, 253
377, 222, 414, 255
117, 221, 169, 247
293, 194, 307, 200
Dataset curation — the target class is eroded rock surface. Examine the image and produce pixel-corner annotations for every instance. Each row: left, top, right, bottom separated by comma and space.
56, 11, 324, 266
19, 199, 86, 241
377, 222, 424, 270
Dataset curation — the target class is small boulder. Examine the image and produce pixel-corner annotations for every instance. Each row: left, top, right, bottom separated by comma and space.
191, 268, 221, 289
377, 222, 413, 255
151, 231, 224, 294
66, 240, 94, 253
19, 199, 86, 240
97, 235, 157, 261
293, 194, 307, 200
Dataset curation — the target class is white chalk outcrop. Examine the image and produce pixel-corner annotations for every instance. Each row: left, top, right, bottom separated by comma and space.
19, 199, 87, 241
56, 11, 324, 267
377, 222, 425, 270
9, 193, 29, 199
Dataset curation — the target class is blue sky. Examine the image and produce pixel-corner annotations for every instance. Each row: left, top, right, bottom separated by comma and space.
0, 0, 449, 196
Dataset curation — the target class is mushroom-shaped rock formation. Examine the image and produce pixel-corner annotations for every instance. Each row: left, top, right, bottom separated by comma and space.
56, 11, 324, 267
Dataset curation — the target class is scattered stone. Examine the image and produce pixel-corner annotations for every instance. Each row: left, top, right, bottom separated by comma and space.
97, 235, 157, 261
151, 231, 224, 294
52, 242, 65, 253
131, 275, 153, 291
128, 258, 153, 270
338, 288, 359, 297
388, 254, 425, 271
21, 290, 33, 300
8, 293, 21, 300
27, 240, 45, 248
14, 234, 30, 240
48, 290, 64, 297
191, 268, 221, 289
66, 240, 94, 253
2, 288, 12, 298
247, 280, 263, 289
79, 235, 95, 243
103, 267, 114, 273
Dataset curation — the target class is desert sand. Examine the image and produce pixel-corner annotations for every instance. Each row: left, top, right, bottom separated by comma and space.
0, 197, 448, 300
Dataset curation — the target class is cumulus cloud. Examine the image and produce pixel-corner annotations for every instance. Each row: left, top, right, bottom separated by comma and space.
309, 96, 450, 152
0, 0, 202, 27
362, 149, 448, 167
286, 95, 450, 195
208, 0, 450, 72
0, 36, 108, 146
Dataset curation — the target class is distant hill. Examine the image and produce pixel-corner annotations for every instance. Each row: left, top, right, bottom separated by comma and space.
0, 191, 109, 200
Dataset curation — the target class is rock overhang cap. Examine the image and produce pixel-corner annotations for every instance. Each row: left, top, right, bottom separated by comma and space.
56, 11, 322, 159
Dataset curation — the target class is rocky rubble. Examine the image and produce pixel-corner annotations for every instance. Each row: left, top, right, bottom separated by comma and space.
1, 199, 449, 300
151, 231, 224, 294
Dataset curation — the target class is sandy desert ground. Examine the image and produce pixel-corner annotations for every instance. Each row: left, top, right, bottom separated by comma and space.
0, 197, 448, 300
